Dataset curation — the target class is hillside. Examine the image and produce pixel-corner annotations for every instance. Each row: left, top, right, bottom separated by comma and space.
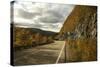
13, 27, 58, 49
60, 5, 97, 39
59, 5, 97, 62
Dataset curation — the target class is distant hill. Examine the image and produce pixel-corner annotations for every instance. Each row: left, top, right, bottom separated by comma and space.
30, 28, 58, 37
13, 26, 58, 49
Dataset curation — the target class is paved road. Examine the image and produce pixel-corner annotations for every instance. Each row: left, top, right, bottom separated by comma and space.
14, 41, 65, 65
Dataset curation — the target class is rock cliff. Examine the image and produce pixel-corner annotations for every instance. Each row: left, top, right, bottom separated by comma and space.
60, 5, 97, 62
60, 5, 97, 39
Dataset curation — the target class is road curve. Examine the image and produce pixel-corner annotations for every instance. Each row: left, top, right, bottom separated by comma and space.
14, 41, 65, 65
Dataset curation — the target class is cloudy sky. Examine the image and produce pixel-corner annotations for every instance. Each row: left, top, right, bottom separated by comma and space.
14, 1, 75, 32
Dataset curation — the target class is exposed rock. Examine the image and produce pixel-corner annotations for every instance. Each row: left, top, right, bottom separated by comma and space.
59, 5, 97, 62
60, 5, 97, 40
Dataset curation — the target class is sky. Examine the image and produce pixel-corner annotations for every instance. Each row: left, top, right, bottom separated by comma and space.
13, 1, 75, 32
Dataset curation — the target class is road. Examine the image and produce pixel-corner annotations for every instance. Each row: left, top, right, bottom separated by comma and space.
14, 41, 65, 65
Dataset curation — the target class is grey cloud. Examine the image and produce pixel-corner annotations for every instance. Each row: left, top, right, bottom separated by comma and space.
46, 10, 63, 18
36, 5, 74, 24
18, 9, 41, 19
14, 2, 75, 32
39, 16, 61, 23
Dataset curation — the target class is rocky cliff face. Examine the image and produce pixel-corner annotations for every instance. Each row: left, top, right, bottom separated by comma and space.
60, 5, 97, 62
74, 6, 97, 39
60, 5, 97, 39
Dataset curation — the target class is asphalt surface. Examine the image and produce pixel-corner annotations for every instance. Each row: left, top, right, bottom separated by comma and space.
14, 41, 65, 65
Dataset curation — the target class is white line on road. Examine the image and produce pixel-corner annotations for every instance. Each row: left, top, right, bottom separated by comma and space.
55, 42, 65, 64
